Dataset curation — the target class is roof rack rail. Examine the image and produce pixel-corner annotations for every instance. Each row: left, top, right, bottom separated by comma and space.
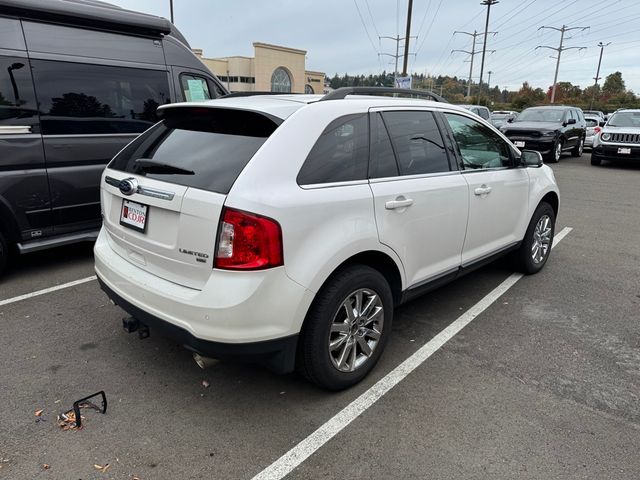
320, 87, 448, 103
221, 91, 302, 99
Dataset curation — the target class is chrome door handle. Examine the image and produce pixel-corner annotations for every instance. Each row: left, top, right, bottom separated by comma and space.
385, 198, 414, 209
474, 185, 492, 196
0, 125, 31, 134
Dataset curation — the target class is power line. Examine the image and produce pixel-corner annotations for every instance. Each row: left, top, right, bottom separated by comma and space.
451, 30, 496, 97
353, 0, 380, 59
536, 24, 589, 103
415, 0, 444, 55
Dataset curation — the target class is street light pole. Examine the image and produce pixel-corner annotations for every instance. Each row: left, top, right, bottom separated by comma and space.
169, 0, 174, 23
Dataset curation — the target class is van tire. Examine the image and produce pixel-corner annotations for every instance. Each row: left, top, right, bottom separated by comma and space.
297, 265, 393, 390
0, 231, 8, 277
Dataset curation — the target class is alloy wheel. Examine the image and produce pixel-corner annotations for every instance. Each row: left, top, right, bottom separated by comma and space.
328, 288, 384, 372
554, 142, 562, 161
531, 214, 552, 264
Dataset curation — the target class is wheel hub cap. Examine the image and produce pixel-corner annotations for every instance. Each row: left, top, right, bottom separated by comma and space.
531, 215, 552, 264
329, 288, 384, 372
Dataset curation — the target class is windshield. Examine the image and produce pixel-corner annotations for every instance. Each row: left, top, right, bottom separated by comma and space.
607, 111, 640, 128
516, 108, 565, 123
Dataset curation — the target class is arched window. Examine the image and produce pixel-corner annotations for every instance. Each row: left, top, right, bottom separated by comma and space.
304, 84, 314, 94
271, 67, 292, 93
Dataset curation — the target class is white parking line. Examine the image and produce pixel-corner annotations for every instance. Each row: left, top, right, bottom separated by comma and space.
0, 275, 97, 307
252, 226, 573, 480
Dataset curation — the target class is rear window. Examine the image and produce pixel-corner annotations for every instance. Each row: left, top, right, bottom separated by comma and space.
585, 118, 598, 127
108, 108, 279, 194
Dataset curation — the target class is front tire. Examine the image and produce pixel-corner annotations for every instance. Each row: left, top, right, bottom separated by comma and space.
297, 265, 393, 390
547, 139, 563, 163
571, 136, 585, 157
512, 202, 556, 275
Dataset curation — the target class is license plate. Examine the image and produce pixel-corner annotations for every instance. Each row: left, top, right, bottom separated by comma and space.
120, 199, 148, 232
514, 141, 526, 148
618, 147, 631, 154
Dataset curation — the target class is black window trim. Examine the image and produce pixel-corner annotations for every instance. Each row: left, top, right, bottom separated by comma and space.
438, 109, 519, 173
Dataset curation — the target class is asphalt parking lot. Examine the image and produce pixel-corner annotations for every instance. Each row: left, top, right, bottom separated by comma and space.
1, 152, 639, 480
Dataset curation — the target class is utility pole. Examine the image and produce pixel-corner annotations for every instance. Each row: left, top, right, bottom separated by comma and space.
536, 24, 589, 103
477, 0, 498, 105
379, 35, 417, 84
487, 70, 493, 89
590, 41, 611, 109
402, 0, 413, 75
169, 0, 174, 23
452, 30, 496, 98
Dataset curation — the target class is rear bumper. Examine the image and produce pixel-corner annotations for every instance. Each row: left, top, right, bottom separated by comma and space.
94, 228, 314, 372
98, 278, 299, 373
592, 144, 640, 162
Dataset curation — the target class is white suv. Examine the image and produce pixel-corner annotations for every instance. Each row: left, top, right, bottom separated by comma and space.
94, 88, 560, 390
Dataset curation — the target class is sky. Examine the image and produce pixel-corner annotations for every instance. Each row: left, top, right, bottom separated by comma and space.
108, 0, 640, 93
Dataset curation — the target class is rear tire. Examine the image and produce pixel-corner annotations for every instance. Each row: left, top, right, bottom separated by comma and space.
0, 231, 8, 278
297, 265, 393, 390
512, 202, 556, 275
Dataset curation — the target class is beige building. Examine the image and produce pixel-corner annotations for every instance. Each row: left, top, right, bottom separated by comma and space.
193, 42, 325, 94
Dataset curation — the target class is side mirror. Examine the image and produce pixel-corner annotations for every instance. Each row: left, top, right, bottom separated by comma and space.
566, 118, 577, 125
521, 149, 543, 168
599, 121, 606, 127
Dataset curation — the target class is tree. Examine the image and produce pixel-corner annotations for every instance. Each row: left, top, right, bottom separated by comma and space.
603, 72, 625, 96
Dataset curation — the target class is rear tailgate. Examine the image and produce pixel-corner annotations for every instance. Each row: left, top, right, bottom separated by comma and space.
100, 106, 281, 290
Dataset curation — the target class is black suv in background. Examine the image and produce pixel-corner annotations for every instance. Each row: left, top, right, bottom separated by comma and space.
500, 106, 587, 162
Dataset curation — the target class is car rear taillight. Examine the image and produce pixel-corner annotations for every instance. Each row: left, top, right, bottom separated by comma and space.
214, 207, 283, 270
594, 127, 602, 134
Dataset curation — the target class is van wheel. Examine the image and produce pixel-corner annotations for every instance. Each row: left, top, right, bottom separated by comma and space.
512, 202, 556, 275
297, 265, 393, 390
0, 231, 8, 278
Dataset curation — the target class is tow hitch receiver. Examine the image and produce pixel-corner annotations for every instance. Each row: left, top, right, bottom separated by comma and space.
122, 317, 150, 339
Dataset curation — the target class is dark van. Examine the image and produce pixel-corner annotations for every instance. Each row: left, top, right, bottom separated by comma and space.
0, 0, 228, 275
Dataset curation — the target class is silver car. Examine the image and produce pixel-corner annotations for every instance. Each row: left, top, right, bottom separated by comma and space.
584, 115, 603, 148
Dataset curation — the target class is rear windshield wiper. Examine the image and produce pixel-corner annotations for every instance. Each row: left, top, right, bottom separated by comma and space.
133, 159, 195, 175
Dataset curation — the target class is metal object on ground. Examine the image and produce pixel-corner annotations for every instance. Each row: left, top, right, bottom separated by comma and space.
72, 391, 107, 429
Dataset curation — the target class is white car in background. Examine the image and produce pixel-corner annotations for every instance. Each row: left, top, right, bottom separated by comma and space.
585, 115, 604, 149
94, 88, 560, 390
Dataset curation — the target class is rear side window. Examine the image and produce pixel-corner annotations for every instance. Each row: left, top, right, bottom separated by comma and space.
369, 113, 399, 178
180, 74, 212, 102
478, 107, 490, 120
31, 60, 170, 135
0, 56, 38, 127
297, 114, 369, 185
381, 111, 450, 175
109, 108, 278, 194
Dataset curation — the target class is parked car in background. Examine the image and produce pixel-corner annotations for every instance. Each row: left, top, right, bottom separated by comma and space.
459, 104, 491, 122
591, 109, 640, 165
491, 110, 518, 128
95, 87, 560, 390
584, 115, 603, 149
0, 0, 227, 276
500, 106, 587, 163
583, 110, 605, 121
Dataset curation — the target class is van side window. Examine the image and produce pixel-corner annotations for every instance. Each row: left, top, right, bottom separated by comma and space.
31, 60, 170, 135
0, 56, 38, 126
381, 111, 451, 175
180, 74, 212, 102
297, 114, 369, 185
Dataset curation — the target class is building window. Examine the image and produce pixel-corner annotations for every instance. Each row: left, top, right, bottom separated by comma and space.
271, 67, 291, 93
305, 84, 314, 94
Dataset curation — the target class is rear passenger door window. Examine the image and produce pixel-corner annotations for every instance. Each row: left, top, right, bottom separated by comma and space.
180, 74, 212, 102
297, 114, 369, 185
31, 60, 170, 135
443, 113, 512, 169
381, 111, 451, 175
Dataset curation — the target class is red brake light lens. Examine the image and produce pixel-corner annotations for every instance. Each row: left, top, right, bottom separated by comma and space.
214, 207, 283, 270
594, 126, 602, 134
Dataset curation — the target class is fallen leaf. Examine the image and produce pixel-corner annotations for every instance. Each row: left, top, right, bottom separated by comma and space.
201, 380, 210, 388
35, 409, 44, 417
94, 463, 111, 473
42, 464, 50, 470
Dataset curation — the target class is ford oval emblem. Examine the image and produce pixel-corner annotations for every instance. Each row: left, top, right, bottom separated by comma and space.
119, 178, 138, 196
